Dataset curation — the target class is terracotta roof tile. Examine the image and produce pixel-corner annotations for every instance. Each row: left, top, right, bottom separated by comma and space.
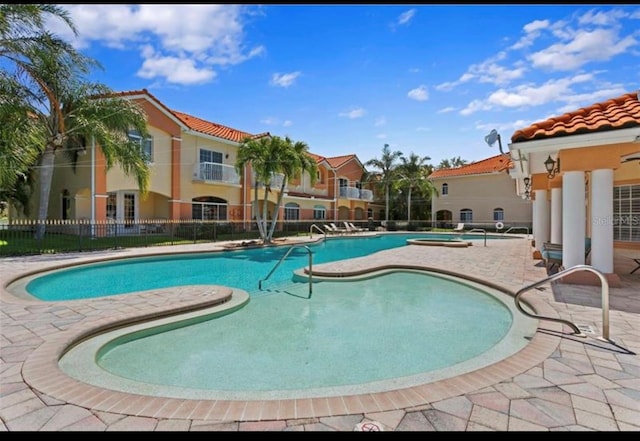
511, 91, 640, 142
326, 154, 356, 168
171, 110, 259, 143
429, 154, 512, 179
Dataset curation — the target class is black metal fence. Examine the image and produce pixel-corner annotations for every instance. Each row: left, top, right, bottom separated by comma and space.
0, 218, 532, 256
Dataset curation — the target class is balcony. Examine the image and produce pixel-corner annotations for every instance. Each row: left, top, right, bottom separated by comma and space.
339, 186, 373, 201
251, 171, 286, 190
193, 162, 240, 185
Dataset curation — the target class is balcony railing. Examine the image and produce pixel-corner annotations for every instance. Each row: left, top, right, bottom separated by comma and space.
251, 171, 285, 190
193, 162, 240, 185
339, 186, 373, 201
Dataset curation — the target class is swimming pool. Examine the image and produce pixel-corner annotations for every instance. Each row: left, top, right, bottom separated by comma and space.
14, 232, 516, 301
59, 269, 537, 400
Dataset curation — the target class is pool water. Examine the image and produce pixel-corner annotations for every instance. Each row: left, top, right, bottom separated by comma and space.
23, 233, 511, 301
59, 270, 536, 400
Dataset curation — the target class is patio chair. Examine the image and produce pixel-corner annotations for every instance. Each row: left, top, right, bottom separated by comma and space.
453, 223, 465, 232
348, 222, 365, 232
541, 237, 591, 272
323, 224, 339, 235
330, 222, 348, 234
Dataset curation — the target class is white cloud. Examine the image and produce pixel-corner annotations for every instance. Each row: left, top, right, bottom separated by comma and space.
52, 4, 263, 85
510, 19, 549, 50
528, 28, 637, 71
437, 107, 456, 114
137, 46, 215, 85
397, 9, 416, 26
260, 117, 278, 125
339, 107, 366, 119
375, 117, 387, 127
283, 120, 293, 127
408, 85, 428, 101
270, 72, 301, 88
376, 133, 387, 139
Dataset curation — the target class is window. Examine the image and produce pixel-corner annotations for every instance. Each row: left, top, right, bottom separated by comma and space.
128, 129, 153, 162
493, 208, 504, 221
613, 184, 640, 242
460, 208, 473, 223
313, 205, 326, 220
442, 183, 448, 196
199, 149, 223, 181
192, 196, 227, 220
316, 170, 323, 183
106, 193, 117, 219
284, 202, 300, 221
61, 189, 71, 220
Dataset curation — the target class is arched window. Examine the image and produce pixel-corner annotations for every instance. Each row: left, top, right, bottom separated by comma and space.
442, 183, 448, 196
493, 208, 504, 221
313, 205, 326, 220
459, 208, 472, 223
284, 202, 300, 221
61, 189, 71, 220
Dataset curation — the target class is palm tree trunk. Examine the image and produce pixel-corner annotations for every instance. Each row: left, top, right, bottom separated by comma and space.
261, 186, 270, 243
35, 145, 56, 239
253, 183, 265, 239
385, 184, 390, 222
407, 187, 412, 222
267, 180, 287, 242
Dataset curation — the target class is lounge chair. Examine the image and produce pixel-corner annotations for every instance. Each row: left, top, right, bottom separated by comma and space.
323, 224, 339, 235
330, 222, 348, 234
453, 223, 465, 232
348, 222, 365, 232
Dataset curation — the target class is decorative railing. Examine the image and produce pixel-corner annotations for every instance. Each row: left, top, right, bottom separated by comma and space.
339, 186, 373, 201
193, 162, 240, 184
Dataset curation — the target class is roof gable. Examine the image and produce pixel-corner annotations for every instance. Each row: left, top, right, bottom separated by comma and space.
511, 91, 640, 143
429, 154, 512, 179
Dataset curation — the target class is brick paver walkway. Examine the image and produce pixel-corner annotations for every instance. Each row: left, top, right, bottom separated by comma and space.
1, 234, 638, 431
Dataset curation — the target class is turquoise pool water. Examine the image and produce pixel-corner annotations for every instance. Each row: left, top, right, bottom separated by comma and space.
21, 232, 511, 301
59, 270, 536, 400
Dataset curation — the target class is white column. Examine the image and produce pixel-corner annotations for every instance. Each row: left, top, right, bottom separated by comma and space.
562, 171, 586, 268
590, 169, 614, 273
533, 189, 549, 252
550, 187, 562, 244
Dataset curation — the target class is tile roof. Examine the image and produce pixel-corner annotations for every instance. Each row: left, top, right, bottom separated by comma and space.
114, 89, 267, 143
171, 111, 266, 143
511, 91, 640, 142
429, 154, 512, 179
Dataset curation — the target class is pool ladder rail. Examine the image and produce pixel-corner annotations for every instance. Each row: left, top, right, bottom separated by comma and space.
258, 244, 314, 297
514, 264, 612, 342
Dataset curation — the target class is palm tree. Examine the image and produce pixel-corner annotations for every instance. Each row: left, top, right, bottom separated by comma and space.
437, 156, 468, 169
365, 144, 403, 222
236, 135, 317, 244
1, 5, 151, 238
395, 152, 435, 222
0, 4, 76, 200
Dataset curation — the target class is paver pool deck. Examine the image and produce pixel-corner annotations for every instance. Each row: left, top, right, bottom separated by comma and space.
1, 233, 638, 431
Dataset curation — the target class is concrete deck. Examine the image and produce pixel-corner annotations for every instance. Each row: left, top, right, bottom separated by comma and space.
1, 234, 638, 431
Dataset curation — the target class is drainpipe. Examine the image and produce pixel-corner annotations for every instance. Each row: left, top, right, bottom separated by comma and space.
91, 136, 95, 238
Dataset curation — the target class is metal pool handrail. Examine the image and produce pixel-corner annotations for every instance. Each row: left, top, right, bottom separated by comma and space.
258, 244, 313, 297
466, 228, 487, 247
309, 223, 327, 240
514, 264, 611, 341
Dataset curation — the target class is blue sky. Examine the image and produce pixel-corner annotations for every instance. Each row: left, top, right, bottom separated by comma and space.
47, 4, 640, 166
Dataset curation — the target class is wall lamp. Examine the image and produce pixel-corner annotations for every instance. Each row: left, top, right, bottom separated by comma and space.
544, 155, 560, 179
522, 176, 531, 200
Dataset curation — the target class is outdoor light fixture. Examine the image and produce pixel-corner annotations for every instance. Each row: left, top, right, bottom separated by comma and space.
544, 155, 560, 179
522, 176, 531, 200
484, 129, 505, 155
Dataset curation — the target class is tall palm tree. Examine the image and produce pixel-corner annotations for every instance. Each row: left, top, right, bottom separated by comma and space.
0, 4, 76, 200
236, 135, 317, 244
364, 143, 403, 222
395, 152, 435, 222
1, 5, 151, 238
